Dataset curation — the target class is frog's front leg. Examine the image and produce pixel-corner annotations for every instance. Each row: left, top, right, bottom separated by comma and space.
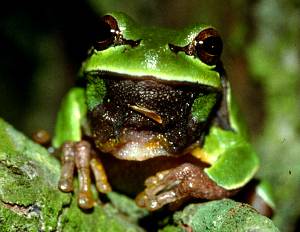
58, 140, 111, 209
136, 163, 236, 211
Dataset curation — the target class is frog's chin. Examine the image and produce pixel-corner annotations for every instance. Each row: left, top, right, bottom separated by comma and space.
99, 129, 176, 161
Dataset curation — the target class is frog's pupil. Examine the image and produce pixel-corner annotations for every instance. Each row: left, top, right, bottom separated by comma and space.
93, 20, 117, 51
99, 20, 115, 42
202, 36, 222, 56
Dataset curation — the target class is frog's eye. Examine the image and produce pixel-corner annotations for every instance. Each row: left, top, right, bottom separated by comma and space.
94, 15, 141, 51
94, 15, 121, 51
195, 28, 223, 65
169, 28, 222, 66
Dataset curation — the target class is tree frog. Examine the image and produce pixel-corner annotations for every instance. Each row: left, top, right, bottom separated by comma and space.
52, 12, 274, 213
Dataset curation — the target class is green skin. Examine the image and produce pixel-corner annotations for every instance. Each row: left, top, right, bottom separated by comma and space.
52, 12, 274, 212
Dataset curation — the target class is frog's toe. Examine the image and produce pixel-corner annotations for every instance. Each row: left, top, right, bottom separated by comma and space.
74, 141, 94, 209
144, 170, 170, 186
136, 169, 182, 210
149, 190, 178, 210
135, 191, 162, 211
136, 188, 178, 211
78, 190, 95, 209
90, 158, 112, 193
58, 142, 76, 192
135, 191, 148, 208
58, 179, 73, 192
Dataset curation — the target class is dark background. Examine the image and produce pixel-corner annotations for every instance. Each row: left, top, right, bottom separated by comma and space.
1, 0, 299, 231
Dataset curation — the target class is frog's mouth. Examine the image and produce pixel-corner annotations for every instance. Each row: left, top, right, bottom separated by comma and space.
88, 74, 221, 161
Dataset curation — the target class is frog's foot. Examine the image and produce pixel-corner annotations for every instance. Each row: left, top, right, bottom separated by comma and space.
58, 141, 111, 209
135, 163, 236, 211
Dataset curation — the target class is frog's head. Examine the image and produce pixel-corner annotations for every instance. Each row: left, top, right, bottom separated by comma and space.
81, 12, 223, 86
81, 12, 225, 160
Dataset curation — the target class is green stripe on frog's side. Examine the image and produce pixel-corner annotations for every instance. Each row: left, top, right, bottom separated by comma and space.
226, 85, 249, 139
202, 86, 259, 190
256, 180, 276, 209
52, 88, 87, 148
203, 127, 259, 189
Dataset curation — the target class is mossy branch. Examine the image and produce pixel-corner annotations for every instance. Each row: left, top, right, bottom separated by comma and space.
0, 118, 278, 232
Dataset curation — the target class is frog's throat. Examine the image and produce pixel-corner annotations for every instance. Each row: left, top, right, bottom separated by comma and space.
94, 129, 196, 161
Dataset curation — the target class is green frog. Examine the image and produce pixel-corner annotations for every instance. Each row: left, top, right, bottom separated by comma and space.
52, 12, 274, 213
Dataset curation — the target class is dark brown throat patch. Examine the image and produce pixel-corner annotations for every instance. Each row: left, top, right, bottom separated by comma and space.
88, 76, 220, 154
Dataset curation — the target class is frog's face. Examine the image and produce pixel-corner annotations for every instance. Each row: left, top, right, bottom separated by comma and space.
81, 12, 224, 160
